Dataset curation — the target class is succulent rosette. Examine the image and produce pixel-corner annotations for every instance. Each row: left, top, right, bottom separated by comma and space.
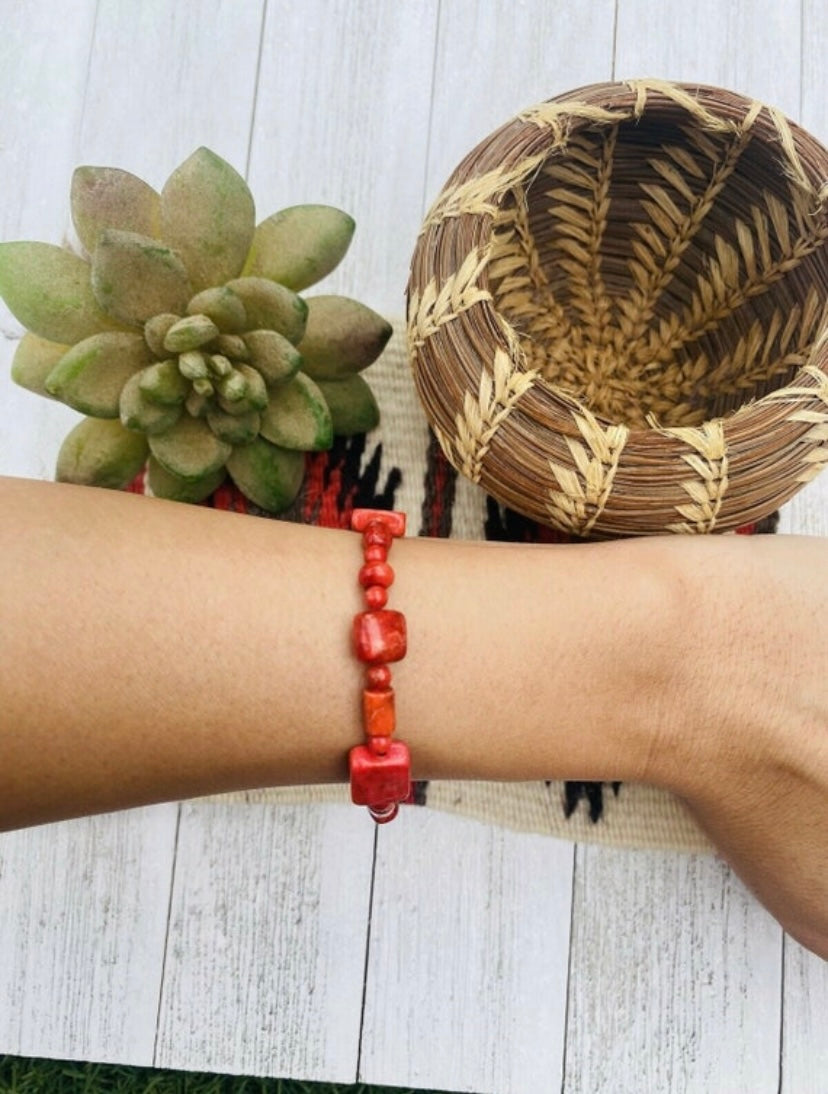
0, 148, 390, 511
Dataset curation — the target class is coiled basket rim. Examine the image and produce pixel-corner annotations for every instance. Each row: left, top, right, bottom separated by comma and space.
406, 79, 828, 537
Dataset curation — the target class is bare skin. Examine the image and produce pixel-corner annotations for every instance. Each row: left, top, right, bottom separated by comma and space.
0, 475, 825, 958
660, 534, 828, 959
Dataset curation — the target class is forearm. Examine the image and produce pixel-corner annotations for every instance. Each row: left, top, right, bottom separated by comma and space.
8, 476, 825, 958
0, 475, 682, 829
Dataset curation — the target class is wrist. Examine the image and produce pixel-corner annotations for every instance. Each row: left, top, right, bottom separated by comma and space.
644, 533, 793, 799
392, 533, 690, 787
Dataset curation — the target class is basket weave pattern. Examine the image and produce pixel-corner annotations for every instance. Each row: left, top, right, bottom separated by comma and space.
407, 80, 828, 536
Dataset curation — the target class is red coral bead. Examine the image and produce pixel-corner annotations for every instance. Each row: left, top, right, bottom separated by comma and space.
365, 664, 392, 690
353, 610, 407, 663
351, 509, 407, 537
349, 739, 411, 808
364, 585, 388, 609
363, 524, 393, 550
359, 561, 394, 588
364, 544, 386, 563
363, 687, 395, 737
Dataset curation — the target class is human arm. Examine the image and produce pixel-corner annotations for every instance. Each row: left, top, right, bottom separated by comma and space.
0, 474, 676, 819
0, 474, 825, 958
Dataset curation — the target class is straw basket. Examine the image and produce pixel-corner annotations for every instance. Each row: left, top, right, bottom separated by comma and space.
407, 80, 828, 536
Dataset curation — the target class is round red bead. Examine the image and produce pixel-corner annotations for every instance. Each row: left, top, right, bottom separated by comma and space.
359, 561, 394, 588
366, 664, 392, 689
365, 585, 388, 609
365, 544, 386, 563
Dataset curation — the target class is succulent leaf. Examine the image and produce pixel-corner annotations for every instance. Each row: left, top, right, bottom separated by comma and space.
186, 390, 209, 418
0, 241, 119, 343
242, 329, 302, 386
119, 371, 183, 434
259, 371, 333, 451
297, 295, 392, 379
216, 368, 248, 403
139, 359, 189, 405
160, 147, 255, 292
192, 377, 214, 397
242, 205, 355, 291
206, 406, 261, 445
178, 350, 210, 380
148, 415, 232, 482
71, 166, 161, 255
186, 286, 246, 333
92, 230, 192, 325
144, 313, 181, 356
147, 456, 226, 503
236, 365, 268, 410
214, 333, 249, 360
226, 436, 304, 512
208, 353, 233, 378
217, 395, 256, 416
225, 277, 308, 345
163, 314, 219, 353
315, 375, 380, 435
11, 333, 71, 398
56, 417, 149, 489
46, 331, 151, 417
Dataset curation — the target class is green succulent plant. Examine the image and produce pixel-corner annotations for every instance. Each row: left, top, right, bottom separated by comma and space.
0, 147, 390, 511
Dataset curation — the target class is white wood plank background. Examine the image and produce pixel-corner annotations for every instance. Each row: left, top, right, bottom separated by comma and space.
0, 806, 178, 1065
154, 804, 375, 1083
0, 2, 826, 1091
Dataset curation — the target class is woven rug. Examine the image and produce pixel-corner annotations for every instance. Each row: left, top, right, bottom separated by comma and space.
197, 326, 776, 853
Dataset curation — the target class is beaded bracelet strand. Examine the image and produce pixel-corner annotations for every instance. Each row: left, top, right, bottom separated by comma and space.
348, 508, 410, 823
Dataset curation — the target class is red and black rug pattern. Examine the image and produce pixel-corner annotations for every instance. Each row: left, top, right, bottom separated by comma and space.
139, 426, 777, 825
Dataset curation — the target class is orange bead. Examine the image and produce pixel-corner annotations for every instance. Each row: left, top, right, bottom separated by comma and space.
363, 687, 395, 737
369, 735, 390, 755
353, 610, 407, 663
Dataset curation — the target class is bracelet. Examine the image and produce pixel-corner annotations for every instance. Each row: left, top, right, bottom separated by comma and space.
348, 508, 410, 823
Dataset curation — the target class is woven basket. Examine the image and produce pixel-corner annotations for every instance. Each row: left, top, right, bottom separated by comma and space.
407, 80, 828, 536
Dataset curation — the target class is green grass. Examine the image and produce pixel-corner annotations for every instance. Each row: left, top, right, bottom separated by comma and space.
0, 1059, 444, 1094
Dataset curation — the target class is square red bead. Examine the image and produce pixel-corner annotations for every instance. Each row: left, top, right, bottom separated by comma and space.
353, 610, 407, 663
349, 739, 411, 806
